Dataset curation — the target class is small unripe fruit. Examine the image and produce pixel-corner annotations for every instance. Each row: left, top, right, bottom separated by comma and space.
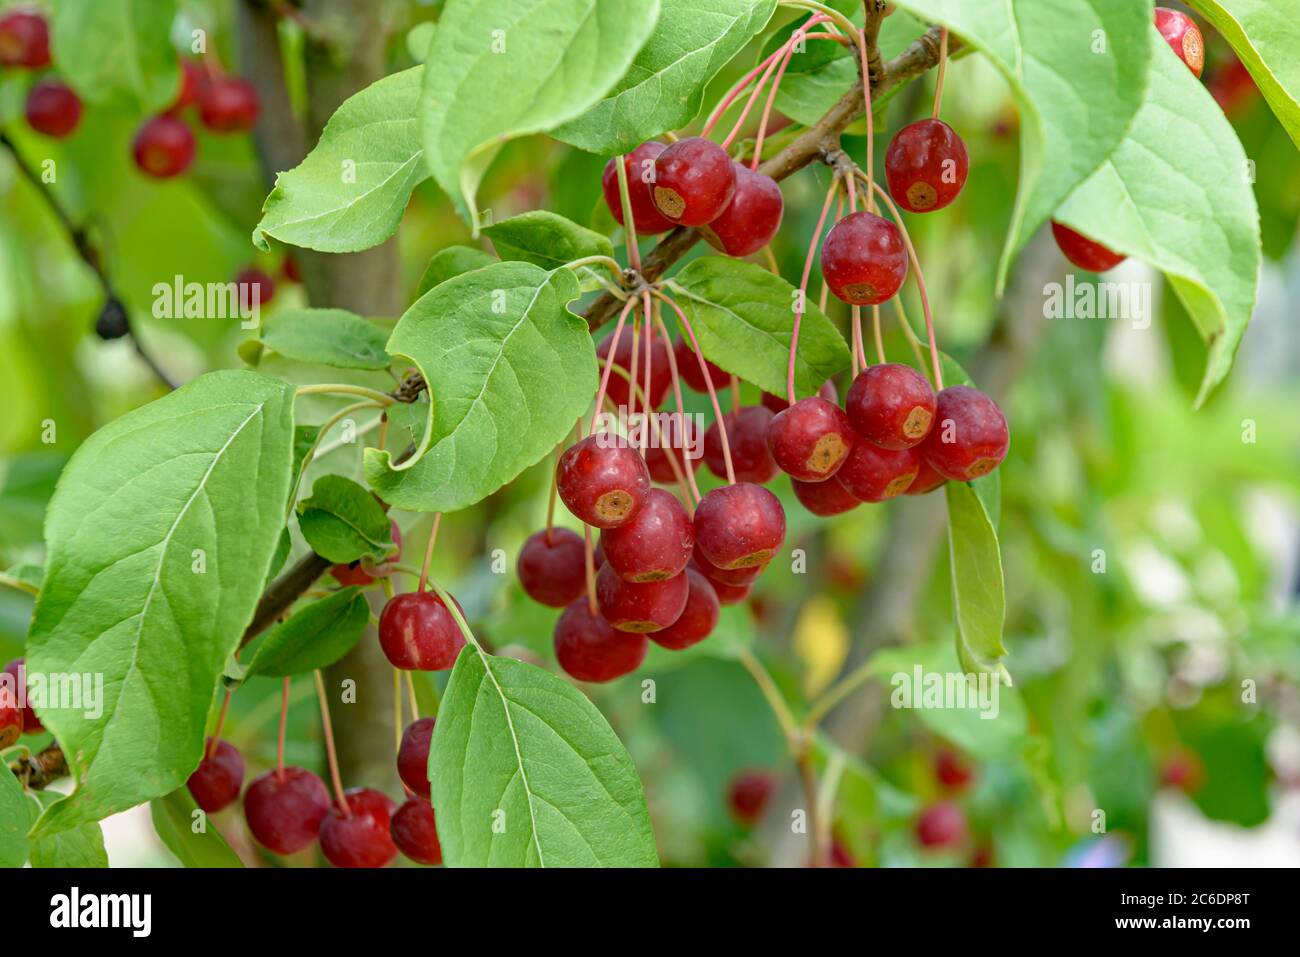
821, 211, 908, 305
651, 136, 737, 226
553, 598, 648, 682
601, 141, 676, 234
186, 738, 244, 813
319, 787, 398, 868
556, 434, 651, 529
845, 363, 936, 450
517, 527, 587, 607
1050, 221, 1125, 272
25, 80, 83, 138
920, 385, 1009, 482
885, 119, 969, 212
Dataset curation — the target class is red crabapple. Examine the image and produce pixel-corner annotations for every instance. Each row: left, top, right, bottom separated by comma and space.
556, 434, 651, 528
649, 568, 719, 650
553, 598, 648, 682
692, 544, 765, 586
792, 474, 861, 516
396, 717, 436, 799
651, 136, 737, 226
1050, 221, 1125, 272
766, 396, 854, 481
673, 338, 727, 394
3, 658, 42, 733
377, 590, 466, 671
198, 76, 260, 132
243, 767, 331, 855
597, 331, 672, 411
132, 115, 196, 179
934, 749, 975, 792
0, 10, 49, 68
236, 266, 276, 310
693, 482, 786, 570
701, 163, 784, 257
916, 801, 967, 849
919, 386, 1009, 482
0, 695, 20, 750
885, 119, 969, 212
600, 488, 694, 582
186, 738, 244, 813
645, 412, 703, 484
517, 527, 587, 607
25, 80, 82, 138
1155, 7, 1204, 78
821, 211, 908, 306
845, 363, 936, 450
319, 788, 398, 868
727, 769, 776, 826
762, 379, 837, 414
704, 405, 778, 484
391, 798, 442, 865
837, 442, 919, 503
169, 59, 205, 113
905, 457, 948, 496
595, 563, 689, 633
602, 141, 676, 234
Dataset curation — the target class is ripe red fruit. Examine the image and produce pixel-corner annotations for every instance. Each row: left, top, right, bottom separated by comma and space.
821, 211, 908, 305
377, 590, 466, 671
934, 749, 974, 792
0, 694, 20, 749
645, 412, 703, 483
0, 10, 50, 68
1160, 750, 1205, 794
845, 363, 936, 450
701, 163, 784, 257
837, 441, 919, 503
767, 396, 854, 481
595, 563, 689, 633
198, 76, 260, 133
693, 482, 786, 570
915, 801, 967, 848
517, 527, 587, 607
792, 474, 860, 516
727, 769, 776, 826
673, 338, 727, 394
169, 59, 205, 113
885, 119, 969, 212
186, 738, 245, 813
649, 568, 719, 650
391, 798, 442, 865
331, 520, 402, 586
3, 658, 42, 733
597, 331, 671, 410
235, 266, 276, 310
132, 115, 196, 179
601, 141, 676, 234
651, 136, 737, 226
25, 80, 82, 138
1050, 221, 1125, 272
692, 544, 764, 586
762, 379, 837, 414
1155, 7, 1204, 78
282, 255, 303, 284
705, 575, 751, 606
396, 717, 435, 799
319, 787, 398, 868
905, 457, 948, 496
920, 385, 1009, 482
553, 598, 648, 682
556, 434, 651, 528
600, 488, 694, 582
704, 405, 778, 484
243, 767, 331, 854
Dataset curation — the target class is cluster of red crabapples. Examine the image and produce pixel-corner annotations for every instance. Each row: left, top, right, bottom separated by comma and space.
1049, 7, 1206, 272
0, 7, 260, 179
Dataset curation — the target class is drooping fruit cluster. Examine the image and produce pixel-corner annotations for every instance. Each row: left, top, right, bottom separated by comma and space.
131, 61, 261, 180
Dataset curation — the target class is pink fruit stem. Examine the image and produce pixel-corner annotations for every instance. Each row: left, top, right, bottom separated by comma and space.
641, 293, 654, 457
871, 305, 886, 364
786, 173, 841, 405
612, 152, 643, 272
855, 27, 876, 212
628, 309, 641, 428
845, 176, 869, 371
932, 28, 949, 119
588, 296, 639, 435
545, 445, 560, 545
276, 677, 289, 778
721, 43, 786, 152
653, 313, 703, 506
582, 524, 598, 613
314, 669, 350, 815
655, 290, 736, 485
751, 17, 832, 170
703, 46, 787, 139
206, 689, 233, 760
867, 177, 944, 389
417, 511, 442, 593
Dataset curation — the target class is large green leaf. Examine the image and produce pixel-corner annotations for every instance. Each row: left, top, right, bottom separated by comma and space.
239, 309, 391, 371
27, 792, 108, 867
553, 0, 778, 153
1056, 39, 1261, 404
365, 262, 596, 512
253, 68, 425, 253
421, 0, 662, 230
416, 246, 497, 298
891, 0, 1153, 289
242, 589, 370, 680
150, 788, 244, 867
50, 0, 180, 112
430, 649, 658, 867
945, 481, 1007, 677
1187, 0, 1300, 149
668, 257, 850, 398
482, 211, 613, 270
295, 475, 394, 564
27, 371, 295, 835
0, 767, 27, 867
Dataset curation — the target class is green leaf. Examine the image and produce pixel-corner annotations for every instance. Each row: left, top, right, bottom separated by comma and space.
27, 792, 108, 867
430, 649, 658, 866
1056, 39, 1261, 405
891, 0, 1153, 290
253, 67, 426, 253
483, 210, 614, 270
364, 262, 597, 512
239, 308, 391, 371
416, 245, 497, 298
27, 371, 295, 836
1187, 0, 1300, 150
50, 0, 180, 112
295, 475, 394, 564
242, 588, 370, 680
945, 481, 1007, 677
669, 256, 850, 398
150, 788, 244, 868
0, 766, 27, 867
553, 0, 778, 153
421, 0, 662, 230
